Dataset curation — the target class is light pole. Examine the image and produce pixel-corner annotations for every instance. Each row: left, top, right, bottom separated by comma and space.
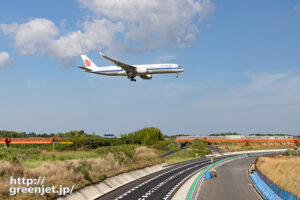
52, 142, 59, 155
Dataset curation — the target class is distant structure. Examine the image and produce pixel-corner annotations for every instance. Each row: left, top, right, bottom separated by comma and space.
176, 135, 299, 147
103, 134, 116, 138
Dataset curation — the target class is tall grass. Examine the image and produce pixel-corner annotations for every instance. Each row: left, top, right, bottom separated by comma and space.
165, 150, 196, 164
0, 145, 139, 168
0, 146, 164, 200
256, 156, 300, 198
165, 140, 211, 164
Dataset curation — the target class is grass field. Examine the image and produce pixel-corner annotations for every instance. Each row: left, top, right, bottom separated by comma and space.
256, 155, 300, 198
0, 145, 141, 168
165, 140, 211, 164
0, 145, 164, 200
165, 149, 196, 164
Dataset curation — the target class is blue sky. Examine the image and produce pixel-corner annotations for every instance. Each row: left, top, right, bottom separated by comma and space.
0, 0, 300, 135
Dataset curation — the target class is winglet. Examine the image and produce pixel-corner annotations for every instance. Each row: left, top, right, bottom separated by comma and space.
99, 51, 104, 57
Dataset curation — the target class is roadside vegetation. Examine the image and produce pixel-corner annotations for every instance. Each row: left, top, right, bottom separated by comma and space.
0, 127, 181, 200
0, 145, 163, 200
3, 129, 294, 199
284, 148, 300, 156
256, 155, 300, 198
165, 139, 211, 164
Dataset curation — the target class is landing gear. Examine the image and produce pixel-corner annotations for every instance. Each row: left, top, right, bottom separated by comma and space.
176, 73, 179, 78
128, 76, 136, 82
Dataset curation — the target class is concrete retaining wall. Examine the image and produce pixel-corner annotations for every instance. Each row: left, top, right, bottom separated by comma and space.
222, 148, 287, 156
56, 163, 165, 200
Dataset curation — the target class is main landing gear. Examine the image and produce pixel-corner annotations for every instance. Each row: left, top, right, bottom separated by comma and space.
128, 76, 136, 82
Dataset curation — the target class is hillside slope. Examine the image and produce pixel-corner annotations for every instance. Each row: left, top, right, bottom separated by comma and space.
256, 156, 300, 197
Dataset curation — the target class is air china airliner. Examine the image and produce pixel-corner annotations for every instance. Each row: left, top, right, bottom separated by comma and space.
78, 52, 184, 81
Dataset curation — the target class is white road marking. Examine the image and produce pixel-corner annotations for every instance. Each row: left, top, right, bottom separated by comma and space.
114, 159, 211, 200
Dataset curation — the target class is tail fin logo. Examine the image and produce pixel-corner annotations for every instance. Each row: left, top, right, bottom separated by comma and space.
84, 59, 91, 67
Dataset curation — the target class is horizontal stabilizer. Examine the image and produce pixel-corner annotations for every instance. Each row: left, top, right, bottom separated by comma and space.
78, 66, 93, 72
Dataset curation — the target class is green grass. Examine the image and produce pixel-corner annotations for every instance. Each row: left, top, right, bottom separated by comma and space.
54, 151, 99, 161
165, 150, 197, 164
165, 140, 211, 165
0, 145, 139, 168
284, 149, 300, 156
21, 160, 45, 168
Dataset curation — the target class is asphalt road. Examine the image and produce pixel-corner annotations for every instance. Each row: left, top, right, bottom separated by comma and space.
197, 156, 261, 200
96, 156, 230, 200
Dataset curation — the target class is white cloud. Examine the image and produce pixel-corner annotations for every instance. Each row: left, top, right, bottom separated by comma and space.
156, 55, 176, 62
0, 0, 214, 63
228, 73, 289, 96
195, 72, 300, 109
0, 18, 124, 63
0, 51, 11, 67
0, 19, 59, 56
78, 0, 214, 49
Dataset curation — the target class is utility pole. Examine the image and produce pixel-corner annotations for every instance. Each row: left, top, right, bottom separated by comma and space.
53, 142, 59, 155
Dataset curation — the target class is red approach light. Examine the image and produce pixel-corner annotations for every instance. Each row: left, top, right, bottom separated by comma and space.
0, 138, 61, 144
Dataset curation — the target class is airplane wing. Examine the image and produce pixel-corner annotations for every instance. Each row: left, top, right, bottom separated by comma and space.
99, 52, 136, 75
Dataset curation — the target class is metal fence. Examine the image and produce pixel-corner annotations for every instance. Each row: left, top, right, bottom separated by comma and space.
255, 166, 299, 200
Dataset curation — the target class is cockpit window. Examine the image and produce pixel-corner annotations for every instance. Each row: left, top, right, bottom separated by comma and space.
178, 65, 181, 68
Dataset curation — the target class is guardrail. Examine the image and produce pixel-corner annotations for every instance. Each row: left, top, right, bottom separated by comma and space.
185, 151, 278, 200
250, 172, 282, 200
255, 167, 299, 200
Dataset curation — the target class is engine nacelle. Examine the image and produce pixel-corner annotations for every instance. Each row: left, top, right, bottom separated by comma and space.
140, 74, 152, 80
135, 67, 148, 74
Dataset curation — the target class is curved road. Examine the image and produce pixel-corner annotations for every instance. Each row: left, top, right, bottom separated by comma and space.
96, 156, 231, 200
197, 156, 261, 200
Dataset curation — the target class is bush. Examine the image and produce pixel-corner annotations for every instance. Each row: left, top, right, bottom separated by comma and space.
95, 144, 137, 159
190, 139, 211, 157
100, 174, 107, 180
121, 127, 164, 145
284, 149, 300, 156
151, 140, 179, 152
76, 161, 92, 181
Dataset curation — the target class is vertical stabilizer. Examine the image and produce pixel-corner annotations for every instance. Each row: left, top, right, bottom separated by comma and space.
80, 55, 99, 71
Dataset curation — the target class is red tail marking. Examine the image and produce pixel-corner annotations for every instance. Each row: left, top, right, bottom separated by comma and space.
84, 59, 91, 67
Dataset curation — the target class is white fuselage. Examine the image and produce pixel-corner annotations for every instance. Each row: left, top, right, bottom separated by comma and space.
92, 64, 184, 76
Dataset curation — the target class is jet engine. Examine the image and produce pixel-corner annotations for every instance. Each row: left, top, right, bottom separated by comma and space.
140, 74, 152, 80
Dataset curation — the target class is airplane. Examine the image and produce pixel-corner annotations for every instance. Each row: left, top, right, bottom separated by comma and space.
78, 52, 184, 81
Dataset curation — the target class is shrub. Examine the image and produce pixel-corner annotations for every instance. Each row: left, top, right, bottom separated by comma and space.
121, 127, 164, 145
76, 161, 92, 182
190, 139, 211, 157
